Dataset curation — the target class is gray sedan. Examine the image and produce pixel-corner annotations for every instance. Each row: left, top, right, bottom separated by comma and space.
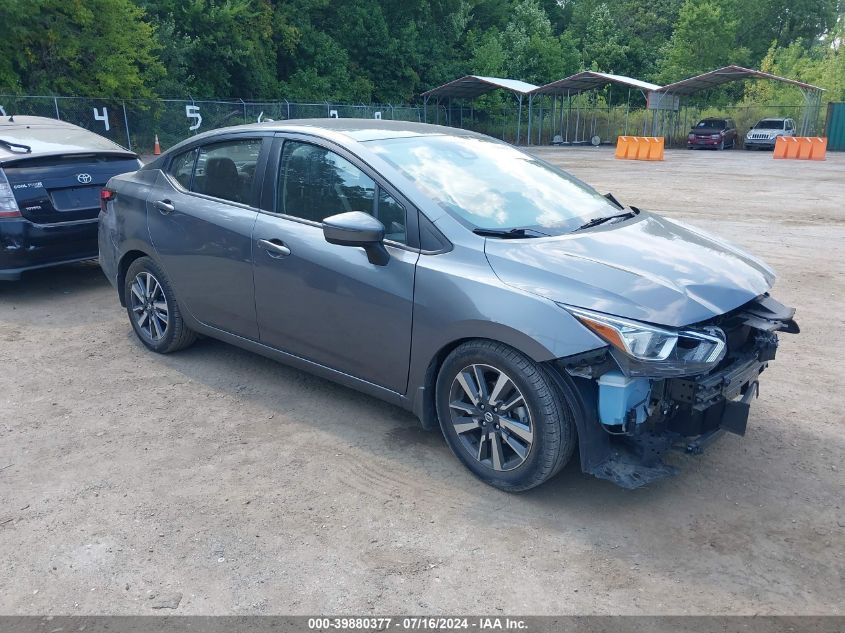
98, 120, 798, 491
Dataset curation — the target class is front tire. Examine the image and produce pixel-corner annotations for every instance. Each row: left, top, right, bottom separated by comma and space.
435, 340, 577, 492
124, 257, 196, 354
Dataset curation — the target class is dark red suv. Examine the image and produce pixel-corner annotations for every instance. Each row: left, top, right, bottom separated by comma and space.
687, 118, 738, 150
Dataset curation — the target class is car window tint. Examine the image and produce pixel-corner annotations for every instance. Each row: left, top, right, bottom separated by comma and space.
377, 189, 406, 243
192, 139, 261, 205
168, 148, 197, 189
278, 141, 376, 223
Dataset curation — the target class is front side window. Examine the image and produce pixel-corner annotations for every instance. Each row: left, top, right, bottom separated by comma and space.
278, 141, 376, 221
378, 189, 406, 243
277, 141, 407, 243
192, 138, 261, 205
168, 148, 197, 189
367, 134, 617, 234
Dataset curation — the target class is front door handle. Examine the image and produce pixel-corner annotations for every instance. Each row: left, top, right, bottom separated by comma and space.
154, 199, 175, 215
257, 238, 291, 258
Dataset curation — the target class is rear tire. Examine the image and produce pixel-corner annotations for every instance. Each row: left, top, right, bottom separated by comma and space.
435, 340, 577, 492
124, 257, 196, 354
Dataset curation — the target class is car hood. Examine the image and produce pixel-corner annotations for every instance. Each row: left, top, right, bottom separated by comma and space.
691, 127, 724, 135
484, 212, 775, 327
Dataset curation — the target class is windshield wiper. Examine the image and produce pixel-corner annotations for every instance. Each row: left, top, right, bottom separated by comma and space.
0, 138, 32, 153
573, 208, 638, 232
472, 227, 549, 239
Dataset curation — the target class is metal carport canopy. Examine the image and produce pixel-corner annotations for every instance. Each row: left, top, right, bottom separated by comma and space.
531, 71, 661, 95
420, 75, 537, 99
420, 75, 537, 143
655, 65, 823, 95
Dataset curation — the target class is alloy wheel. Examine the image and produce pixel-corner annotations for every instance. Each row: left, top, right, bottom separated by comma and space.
448, 364, 534, 471
129, 271, 169, 341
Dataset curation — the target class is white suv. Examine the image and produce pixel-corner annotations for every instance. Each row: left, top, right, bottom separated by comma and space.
745, 117, 796, 150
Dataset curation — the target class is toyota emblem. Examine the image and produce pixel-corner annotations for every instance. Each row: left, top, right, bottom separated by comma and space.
76, 173, 92, 184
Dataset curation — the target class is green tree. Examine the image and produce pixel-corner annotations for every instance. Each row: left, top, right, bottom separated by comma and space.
140, 0, 282, 98
736, 0, 844, 61
0, 0, 163, 97
581, 3, 630, 73
656, 0, 748, 83
470, 0, 579, 82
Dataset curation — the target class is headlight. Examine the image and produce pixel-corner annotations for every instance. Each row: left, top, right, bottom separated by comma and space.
710, 134, 721, 139
563, 306, 727, 377
746, 132, 753, 138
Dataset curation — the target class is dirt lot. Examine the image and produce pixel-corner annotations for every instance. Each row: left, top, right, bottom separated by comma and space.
1, 147, 843, 615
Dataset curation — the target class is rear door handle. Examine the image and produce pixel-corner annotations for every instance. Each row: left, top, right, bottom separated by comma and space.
257, 238, 291, 258
154, 199, 175, 215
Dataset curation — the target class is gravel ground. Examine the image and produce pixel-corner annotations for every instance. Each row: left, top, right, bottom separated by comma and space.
1, 147, 843, 615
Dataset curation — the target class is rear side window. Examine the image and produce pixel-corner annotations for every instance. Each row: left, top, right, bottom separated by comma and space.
192, 139, 262, 205
168, 148, 197, 189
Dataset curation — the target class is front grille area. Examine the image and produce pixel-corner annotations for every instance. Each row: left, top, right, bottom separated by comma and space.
694, 303, 757, 362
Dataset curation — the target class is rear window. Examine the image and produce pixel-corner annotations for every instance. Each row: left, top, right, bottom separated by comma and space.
0, 125, 126, 154
1, 153, 137, 169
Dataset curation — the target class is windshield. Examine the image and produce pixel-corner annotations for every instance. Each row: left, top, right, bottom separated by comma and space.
696, 120, 725, 129
755, 120, 785, 129
366, 135, 618, 233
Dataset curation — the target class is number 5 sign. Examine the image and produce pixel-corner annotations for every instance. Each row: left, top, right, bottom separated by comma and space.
186, 105, 202, 131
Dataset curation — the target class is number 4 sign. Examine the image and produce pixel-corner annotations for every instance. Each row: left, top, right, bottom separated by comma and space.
93, 107, 110, 131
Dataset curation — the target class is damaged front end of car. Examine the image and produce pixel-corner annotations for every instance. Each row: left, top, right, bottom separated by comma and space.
554, 294, 799, 489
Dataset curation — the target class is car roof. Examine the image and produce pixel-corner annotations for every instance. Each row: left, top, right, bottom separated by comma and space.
0, 115, 134, 163
173, 118, 487, 147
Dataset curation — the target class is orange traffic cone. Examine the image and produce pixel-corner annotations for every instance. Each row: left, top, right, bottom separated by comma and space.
153, 135, 161, 155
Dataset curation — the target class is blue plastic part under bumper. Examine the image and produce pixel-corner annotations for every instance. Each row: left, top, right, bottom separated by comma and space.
597, 370, 651, 427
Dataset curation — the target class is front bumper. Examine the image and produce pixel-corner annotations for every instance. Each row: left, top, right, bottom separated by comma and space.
0, 217, 98, 280
567, 295, 798, 489
745, 138, 777, 149
687, 138, 722, 148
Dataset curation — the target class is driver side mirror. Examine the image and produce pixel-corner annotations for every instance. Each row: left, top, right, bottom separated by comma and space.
322, 211, 389, 266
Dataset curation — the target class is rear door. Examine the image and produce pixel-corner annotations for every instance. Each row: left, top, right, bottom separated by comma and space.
146, 134, 270, 340
3, 153, 139, 224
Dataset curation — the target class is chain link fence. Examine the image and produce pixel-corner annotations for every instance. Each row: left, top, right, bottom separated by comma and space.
0, 96, 446, 154
0, 95, 828, 153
